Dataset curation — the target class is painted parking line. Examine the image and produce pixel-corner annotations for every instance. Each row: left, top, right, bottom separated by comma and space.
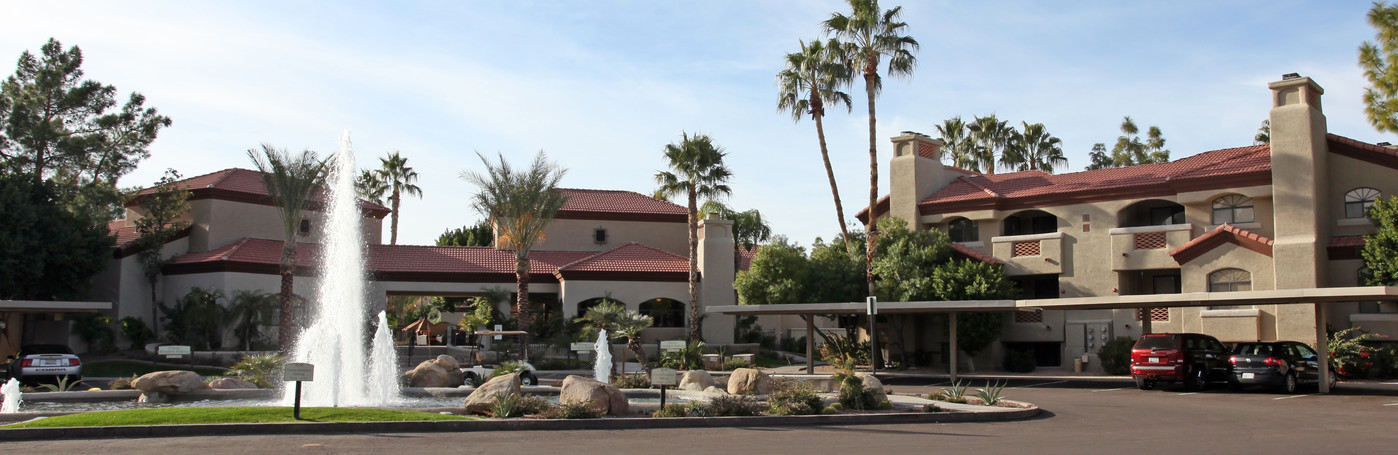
1015, 380, 1068, 388
1381, 402, 1398, 407
1177, 392, 1198, 396
1273, 394, 1310, 400
1091, 388, 1124, 392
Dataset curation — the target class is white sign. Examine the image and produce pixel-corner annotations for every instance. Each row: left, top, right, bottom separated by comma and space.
660, 340, 686, 352
571, 342, 594, 352
650, 368, 678, 386
157, 345, 191, 357
866, 296, 877, 315
493, 324, 504, 340
284, 362, 315, 382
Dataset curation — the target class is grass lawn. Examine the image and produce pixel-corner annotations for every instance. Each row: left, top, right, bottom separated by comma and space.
2, 407, 474, 429
754, 354, 792, 368
82, 360, 228, 378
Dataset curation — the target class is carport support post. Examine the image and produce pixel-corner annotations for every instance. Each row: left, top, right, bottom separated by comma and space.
1316, 304, 1331, 393
949, 312, 959, 384
803, 315, 815, 375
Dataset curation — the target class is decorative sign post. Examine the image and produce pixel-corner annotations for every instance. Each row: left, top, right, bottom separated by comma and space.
660, 340, 686, 352
866, 296, 878, 376
284, 362, 315, 420
650, 367, 678, 408
158, 345, 193, 369
571, 341, 593, 362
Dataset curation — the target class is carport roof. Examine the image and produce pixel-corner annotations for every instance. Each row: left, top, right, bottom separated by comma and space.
0, 300, 111, 312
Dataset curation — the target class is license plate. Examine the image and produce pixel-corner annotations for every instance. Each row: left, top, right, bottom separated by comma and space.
1149, 357, 1159, 363
1242, 373, 1255, 379
40, 360, 58, 366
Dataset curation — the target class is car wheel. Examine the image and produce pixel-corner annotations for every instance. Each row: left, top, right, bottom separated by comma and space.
520, 372, 537, 386
1135, 377, 1154, 390
1280, 372, 1297, 394
1185, 368, 1206, 391
1326, 369, 1337, 391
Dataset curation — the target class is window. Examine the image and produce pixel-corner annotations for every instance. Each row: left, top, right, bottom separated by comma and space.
593, 228, 607, 243
639, 298, 684, 328
1211, 195, 1254, 225
299, 219, 311, 235
1345, 188, 1380, 219
1149, 206, 1185, 225
948, 218, 979, 243
1208, 268, 1251, 292
1003, 211, 1057, 236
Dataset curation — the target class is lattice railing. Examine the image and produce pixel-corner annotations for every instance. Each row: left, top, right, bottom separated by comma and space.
1011, 240, 1041, 257
1136, 307, 1170, 322
1014, 309, 1044, 323
1134, 231, 1167, 250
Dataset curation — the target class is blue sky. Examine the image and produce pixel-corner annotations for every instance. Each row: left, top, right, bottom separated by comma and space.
1, 1, 1388, 246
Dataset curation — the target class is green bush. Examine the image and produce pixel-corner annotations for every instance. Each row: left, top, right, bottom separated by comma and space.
1002, 348, 1036, 373
612, 373, 650, 388
227, 353, 285, 388
779, 336, 806, 353
72, 314, 117, 353
491, 360, 528, 378
922, 403, 943, 413
693, 395, 762, 417
108, 375, 139, 390
490, 393, 523, 418
1329, 327, 1380, 379
833, 360, 879, 410
119, 317, 154, 350
515, 394, 550, 415
651, 403, 690, 418
1099, 337, 1135, 375
538, 402, 604, 419
819, 334, 870, 366
657, 341, 706, 370
720, 358, 751, 371
767, 379, 823, 416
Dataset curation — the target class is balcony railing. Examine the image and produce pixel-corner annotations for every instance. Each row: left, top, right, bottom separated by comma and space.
991, 232, 1064, 275
1108, 224, 1192, 271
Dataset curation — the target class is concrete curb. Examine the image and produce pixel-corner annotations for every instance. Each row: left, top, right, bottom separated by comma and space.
0, 405, 1039, 441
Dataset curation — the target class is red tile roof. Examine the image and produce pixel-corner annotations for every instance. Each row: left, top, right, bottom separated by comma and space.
950, 243, 1002, 265
739, 246, 758, 271
555, 188, 687, 222
1329, 235, 1366, 248
107, 219, 192, 258
1169, 224, 1274, 265
130, 168, 391, 218
1328, 235, 1367, 260
163, 238, 688, 282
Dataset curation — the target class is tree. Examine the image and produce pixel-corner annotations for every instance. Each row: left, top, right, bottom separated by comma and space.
0, 174, 112, 300
462, 151, 568, 360
227, 290, 278, 351
1109, 116, 1170, 167
655, 132, 733, 342
969, 115, 1013, 174
248, 144, 327, 354
777, 38, 855, 251
160, 287, 227, 350
355, 169, 387, 206
1363, 196, 1398, 286
612, 309, 654, 374
930, 260, 1019, 371
1254, 120, 1271, 145
869, 217, 951, 302
701, 201, 772, 277
0, 38, 171, 219
1010, 122, 1067, 172
133, 169, 192, 343
377, 150, 422, 245
1361, 2, 1398, 134
436, 220, 493, 247
935, 116, 975, 169
1085, 143, 1113, 170
734, 236, 810, 306
825, 0, 918, 297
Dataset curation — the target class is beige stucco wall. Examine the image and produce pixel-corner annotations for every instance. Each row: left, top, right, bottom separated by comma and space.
1325, 153, 1398, 239
531, 218, 687, 255
188, 198, 382, 252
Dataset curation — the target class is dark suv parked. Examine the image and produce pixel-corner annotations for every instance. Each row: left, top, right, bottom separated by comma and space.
1130, 333, 1231, 390
1229, 341, 1335, 393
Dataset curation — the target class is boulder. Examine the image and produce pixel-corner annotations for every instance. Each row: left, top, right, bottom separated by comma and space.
208, 377, 258, 390
463, 373, 521, 415
559, 375, 629, 416
702, 385, 728, 395
856, 373, 888, 403
726, 368, 771, 395
132, 370, 207, 396
402, 355, 464, 388
678, 370, 715, 391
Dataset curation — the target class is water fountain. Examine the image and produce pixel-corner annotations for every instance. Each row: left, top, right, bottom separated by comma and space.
1, 378, 20, 413
283, 131, 400, 407
592, 329, 612, 383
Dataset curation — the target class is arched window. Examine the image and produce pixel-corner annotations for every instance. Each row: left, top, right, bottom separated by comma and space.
1211, 195, 1254, 225
1345, 188, 1381, 219
576, 297, 622, 317
1002, 210, 1057, 236
948, 218, 979, 243
1208, 268, 1251, 292
639, 298, 685, 328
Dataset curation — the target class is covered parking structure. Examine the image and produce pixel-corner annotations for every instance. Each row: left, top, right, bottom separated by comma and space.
1, 300, 113, 359
707, 286, 1398, 393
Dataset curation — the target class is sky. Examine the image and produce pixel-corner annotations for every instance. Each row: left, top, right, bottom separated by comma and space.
1, 1, 1390, 247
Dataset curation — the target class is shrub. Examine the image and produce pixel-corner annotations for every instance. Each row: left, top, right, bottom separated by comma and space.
72, 314, 117, 353
818, 334, 870, 366
767, 378, 823, 416
538, 402, 604, 419
1002, 348, 1036, 373
227, 353, 285, 388
612, 373, 650, 389
490, 393, 523, 418
1098, 336, 1135, 375
922, 403, 943, 413
926, 390, 946, 401
515, 394, 550, 415
491, 360, 528, 378
972, 380, 1008, 406
823, 402, 843, 414
119, 317, 154, 350
721, 358, 750, 371
108, 375, 139, 390
1329, 328, 1381, 379
833, 359, 879, 410
657, 342, 705, 370
652, 403, 690, 418
779, 336, 806, 353
695, 395, 762, 417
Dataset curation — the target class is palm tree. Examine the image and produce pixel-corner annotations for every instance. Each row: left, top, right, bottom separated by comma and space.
248, 144, 327, 354
612, 309, 654, 375
935, 116, 975, 169
656, 133, 733, 342
461, 151, 568, 361
355, 169, 388, 206
1012, 122, 1067, 172
700, 201, 772, 278
576, 298, 626, 376
825, 0, 918, 296
1254, 119, 1271, 145
777, 38, 855, 252
969, 114, 1011, 174
378, 150, 422, 245
228, 290, 278, 351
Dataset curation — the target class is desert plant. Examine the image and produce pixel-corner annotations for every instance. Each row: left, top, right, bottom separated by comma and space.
538, 402, 604, 419
922, 403, 944, 413
818, 333, 870, 365
941, 380, 969, 401
1002, 348, 1037, 373
490, 393, 523, 418
1099, 336, 1135, 375
657, 341, 706, 370
768, 378, 824, 416
227, 352, 285, 388
832, 359, 879, 410
694, 395, 763, 417
973, 380, 1008, 406
611, 373, 650, 389
119, 317, 154, 350
515, 394, 550, 415
652, 403, 691, 418
37, 376, 80, 392
108, 374, 140, 390
491, 360, 528, 378
464, 373, 486, 388
721, 358, 751, 371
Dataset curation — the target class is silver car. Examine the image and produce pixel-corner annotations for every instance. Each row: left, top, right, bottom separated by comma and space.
7, 344, 83, 385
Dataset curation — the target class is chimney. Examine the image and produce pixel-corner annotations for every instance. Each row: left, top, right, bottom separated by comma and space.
697, 214, 735, 344
889, 132, 954, 230
1267, 74, 1328, 290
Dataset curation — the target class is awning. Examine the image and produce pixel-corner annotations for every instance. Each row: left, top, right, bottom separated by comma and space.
0, 300, 112, 312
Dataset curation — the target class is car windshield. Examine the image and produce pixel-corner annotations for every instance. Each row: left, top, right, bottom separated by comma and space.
20, 345, 74, 355
1134, 336, 1177, 350
1234, 344, 1274, 356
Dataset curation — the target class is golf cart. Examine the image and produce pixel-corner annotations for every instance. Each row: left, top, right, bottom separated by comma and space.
460, 330, 539, 386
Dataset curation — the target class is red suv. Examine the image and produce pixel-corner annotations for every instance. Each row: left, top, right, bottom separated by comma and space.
1130, 333, 1230, 391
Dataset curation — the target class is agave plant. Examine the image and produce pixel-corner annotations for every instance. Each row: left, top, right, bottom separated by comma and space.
941, 380, 969, 401
973, 379, 1008, 406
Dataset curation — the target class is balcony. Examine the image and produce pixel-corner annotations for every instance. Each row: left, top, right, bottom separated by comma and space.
1109, 224, 1192, 271
990, 232, 1063, 276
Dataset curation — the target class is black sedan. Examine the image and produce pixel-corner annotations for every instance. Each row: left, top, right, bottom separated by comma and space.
1228, 341, 1334, 393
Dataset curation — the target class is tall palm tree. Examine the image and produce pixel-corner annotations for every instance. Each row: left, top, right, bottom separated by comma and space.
461, 151, 568, 361
576, 298, 626, 376
378, 150, 422, 245
248, 144, 326, 354
969, 114, 1011, 174
777, 38, 855, 252
825, 0, 919, 296
935, 116, 975, 169
1012, 122, 1067, 172
655, 132, 732, 343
